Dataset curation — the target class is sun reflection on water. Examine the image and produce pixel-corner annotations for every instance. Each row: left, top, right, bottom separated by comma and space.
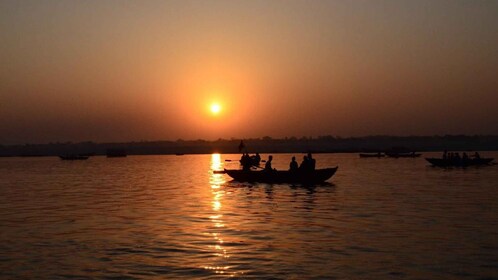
205, 153, 240, 277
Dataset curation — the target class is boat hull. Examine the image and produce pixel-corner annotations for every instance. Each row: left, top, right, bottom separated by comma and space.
59, 155, 89, 160
224, 167, 338, 184
359, 153, 384, 158
385, 152, 421, 158
425, 157, 494, 167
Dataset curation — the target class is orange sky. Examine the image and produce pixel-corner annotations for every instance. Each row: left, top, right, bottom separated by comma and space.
1, 0, 497, 144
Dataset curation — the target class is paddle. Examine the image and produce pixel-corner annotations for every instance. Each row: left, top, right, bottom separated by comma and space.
251, 165, 264, 170
225, 159, 266, 163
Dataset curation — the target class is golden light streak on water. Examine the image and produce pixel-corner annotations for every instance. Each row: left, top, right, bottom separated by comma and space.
205, 153, 238, 276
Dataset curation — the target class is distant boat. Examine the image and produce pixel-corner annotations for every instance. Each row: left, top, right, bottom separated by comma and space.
59, 155, 89, 160
385, 152, 421, 158
359, 153, 384, 158
224, 167, 338, 184
426, 157, 494, 167
106, 149, 127, 158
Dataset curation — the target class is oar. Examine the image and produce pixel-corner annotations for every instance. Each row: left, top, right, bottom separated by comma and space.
225, 159, 266, 163
213, 170, 226, 174
251, 165, 264, 170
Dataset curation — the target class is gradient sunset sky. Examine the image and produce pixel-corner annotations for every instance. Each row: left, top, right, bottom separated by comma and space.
1, 0, 497, 144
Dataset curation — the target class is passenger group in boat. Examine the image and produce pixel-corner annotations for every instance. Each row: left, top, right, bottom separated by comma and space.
241, 153, 318, 172
298, 153, 316, 172
432, 151, 489, 167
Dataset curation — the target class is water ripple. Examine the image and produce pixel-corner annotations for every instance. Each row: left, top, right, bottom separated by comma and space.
1, 153, 498, 279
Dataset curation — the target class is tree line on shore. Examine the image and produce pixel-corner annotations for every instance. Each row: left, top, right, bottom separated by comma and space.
0, 135, 497, 157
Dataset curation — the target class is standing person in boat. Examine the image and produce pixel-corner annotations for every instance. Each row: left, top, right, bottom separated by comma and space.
289, 156, 298, 171
265, 155, 274, 171
307, 152, 316, 171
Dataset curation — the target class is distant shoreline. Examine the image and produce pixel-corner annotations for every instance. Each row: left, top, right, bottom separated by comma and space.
1, 135, 497, 157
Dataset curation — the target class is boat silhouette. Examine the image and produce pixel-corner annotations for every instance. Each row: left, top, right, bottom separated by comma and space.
426, 157, 494, 167
59, 155, 89, 160
224, 167, 338, 184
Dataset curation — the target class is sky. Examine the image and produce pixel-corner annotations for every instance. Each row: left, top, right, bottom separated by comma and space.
1, 0, 497, 144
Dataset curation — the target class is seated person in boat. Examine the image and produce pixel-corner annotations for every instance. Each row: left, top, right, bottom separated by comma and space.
241, 153, 252, 171
289, 156, 298, 171
299, 156, 309, 171
252, 153, 261, 164
307, 152, 316, 171
265, 155, 275, 171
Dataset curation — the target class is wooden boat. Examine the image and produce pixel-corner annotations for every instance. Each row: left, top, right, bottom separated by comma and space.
425, 157, 494, 167
359, 153, 384, 158
59, 155, 89, 160
224, 167, 338, 184
385, 152, 421, 158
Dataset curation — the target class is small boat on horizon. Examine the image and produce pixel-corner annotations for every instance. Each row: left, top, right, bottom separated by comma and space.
359, 153, 384, 158
385, 152, 421, 158
59, 155, 89, 160
426, 157, 494, 167
223, 167, 338, 184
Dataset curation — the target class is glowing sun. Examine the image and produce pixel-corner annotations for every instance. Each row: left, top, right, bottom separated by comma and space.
210, 103, 221, 115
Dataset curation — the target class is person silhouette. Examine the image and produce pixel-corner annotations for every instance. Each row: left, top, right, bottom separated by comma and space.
254, 153, 261, 163
241, 153, 251, 171
299, 156, 309, 171
289, 156, 298, 171
307, 152, 316, 171
265, 155, 274, 171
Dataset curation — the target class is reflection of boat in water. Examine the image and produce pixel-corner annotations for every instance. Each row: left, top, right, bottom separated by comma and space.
106, 149, 127, 158
59, 155, 89, 160
426, 157, 494, 167
385, 152, 421, 158
359, 153, 384, 158
224, 167, 338, 184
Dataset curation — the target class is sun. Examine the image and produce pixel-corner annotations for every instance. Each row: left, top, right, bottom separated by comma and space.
210, 103, 221, 115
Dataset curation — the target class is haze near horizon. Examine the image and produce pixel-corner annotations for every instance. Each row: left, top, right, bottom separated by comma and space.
1, 0, 497, 144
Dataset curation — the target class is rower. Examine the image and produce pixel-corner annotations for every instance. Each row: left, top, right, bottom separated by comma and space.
265, 155, 274, 171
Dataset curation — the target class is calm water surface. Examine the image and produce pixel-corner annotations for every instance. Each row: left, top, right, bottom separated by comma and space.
1, 153, 497, 279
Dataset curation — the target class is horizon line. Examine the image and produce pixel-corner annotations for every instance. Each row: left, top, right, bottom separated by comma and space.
3, 134, 498, 146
